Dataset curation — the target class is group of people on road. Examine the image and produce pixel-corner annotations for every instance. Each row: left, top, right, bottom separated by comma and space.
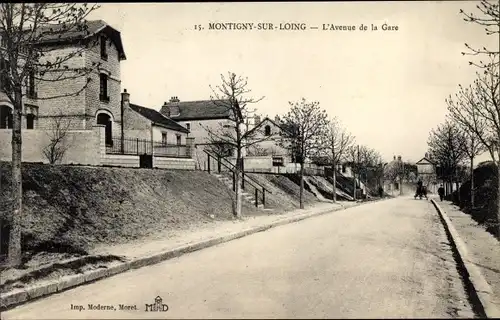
414, 180, 446, 201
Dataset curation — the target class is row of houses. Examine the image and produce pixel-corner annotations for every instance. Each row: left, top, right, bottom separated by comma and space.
0, 19, 300, 172
0, 19, 439, 196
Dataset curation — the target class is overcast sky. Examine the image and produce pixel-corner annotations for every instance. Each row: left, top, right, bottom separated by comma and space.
87, 1, 498, 163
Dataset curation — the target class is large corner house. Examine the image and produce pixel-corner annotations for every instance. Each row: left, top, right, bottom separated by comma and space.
0, 20, 195, 170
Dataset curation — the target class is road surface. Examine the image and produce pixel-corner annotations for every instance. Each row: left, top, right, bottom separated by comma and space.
2, 197, 475, 319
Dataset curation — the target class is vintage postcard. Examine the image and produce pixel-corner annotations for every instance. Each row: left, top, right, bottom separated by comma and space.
0, 1, 499, 319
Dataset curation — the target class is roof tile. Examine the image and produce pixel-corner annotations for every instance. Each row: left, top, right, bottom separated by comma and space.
129, 103, 189, 133
160, 100, 232, 121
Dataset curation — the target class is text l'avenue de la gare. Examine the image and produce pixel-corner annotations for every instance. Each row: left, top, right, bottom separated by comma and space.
194, 22, 399, 31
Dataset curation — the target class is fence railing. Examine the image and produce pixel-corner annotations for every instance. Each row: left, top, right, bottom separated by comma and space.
242, 167, 326, 176
106, 137, 190, 158
203, 149, 272, 208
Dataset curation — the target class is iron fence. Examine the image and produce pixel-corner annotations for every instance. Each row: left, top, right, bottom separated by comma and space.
106, 137, 152, 155
106, 137, 190, 158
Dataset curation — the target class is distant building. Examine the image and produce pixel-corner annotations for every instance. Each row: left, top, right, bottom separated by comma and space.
416, 153, 437, 193
160, 97, 234, 169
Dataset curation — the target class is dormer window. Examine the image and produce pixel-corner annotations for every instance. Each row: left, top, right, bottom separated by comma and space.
100, 36, 108, 60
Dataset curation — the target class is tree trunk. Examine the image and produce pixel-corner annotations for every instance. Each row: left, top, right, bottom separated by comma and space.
8, 90, 23, 267
234, 158, 242, 219
299, 161, 304, 209
332, 163, 337, 203
233, 149, 243, 219
470, 157, 474, 209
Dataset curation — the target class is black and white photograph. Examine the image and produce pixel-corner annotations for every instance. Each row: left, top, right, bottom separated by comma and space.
0, 1, 499, 319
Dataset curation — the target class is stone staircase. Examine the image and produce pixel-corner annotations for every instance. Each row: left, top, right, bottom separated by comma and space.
212, 173, 273, 212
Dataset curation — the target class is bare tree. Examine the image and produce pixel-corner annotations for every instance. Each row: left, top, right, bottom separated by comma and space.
322, 117, 354, 202
359, 146, 384, 193
345, 145, 360, 200
277, 98, 329, 209
348, 145, 383, 197
202, 72, 267, 218
460, 0, 499, 69
42, 115, 73, 164
447, 62, 499, 232
247, 145, 269, 157
427, 120, 467, 196
447, 72, 498, 162
458, 125, 486, 208
458, 0, 500, 236
0, 3, 100, 266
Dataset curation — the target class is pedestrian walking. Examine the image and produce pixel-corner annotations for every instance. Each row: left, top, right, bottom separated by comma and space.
438, 184, 445, 201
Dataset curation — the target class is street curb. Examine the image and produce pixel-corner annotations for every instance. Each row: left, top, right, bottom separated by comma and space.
1, 197, 390, 311
430, 199, 500, 319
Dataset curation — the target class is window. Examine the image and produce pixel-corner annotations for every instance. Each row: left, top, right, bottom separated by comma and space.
100, 36, 107, 60
0, 57, 10, 92
264, 125, 271, 136
185, 123, 191, 131
162, 133, 167, 145
0, 106, 13, 129
272, 156, 284, 167
26, 114, 35, 129
176, 134, 181, 145
27, 69, 36, 98
99, 73, 109, 102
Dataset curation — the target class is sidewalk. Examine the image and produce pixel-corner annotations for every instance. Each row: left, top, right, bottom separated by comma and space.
436, 199, 500, 312
90, 200, 352, 259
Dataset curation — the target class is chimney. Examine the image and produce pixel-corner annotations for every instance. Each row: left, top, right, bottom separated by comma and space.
162, 101, 170, 117
120, 89, 130, 146
254, 115, 261, 125
425, 152, 429, 158
121, 89, 130, 103
168, 96, 180, 117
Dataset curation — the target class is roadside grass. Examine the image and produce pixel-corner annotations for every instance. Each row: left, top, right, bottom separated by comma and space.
0, 162, 261, 261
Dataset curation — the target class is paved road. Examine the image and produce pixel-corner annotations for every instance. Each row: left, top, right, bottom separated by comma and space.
3, 197, 475, 319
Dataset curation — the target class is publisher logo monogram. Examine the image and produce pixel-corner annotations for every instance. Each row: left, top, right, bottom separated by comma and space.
145, 296, 169, 312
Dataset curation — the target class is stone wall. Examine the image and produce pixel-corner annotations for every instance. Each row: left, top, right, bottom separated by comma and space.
101, 154, 140, 168
154, 157, 196, 170
0, 125, 104, 165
